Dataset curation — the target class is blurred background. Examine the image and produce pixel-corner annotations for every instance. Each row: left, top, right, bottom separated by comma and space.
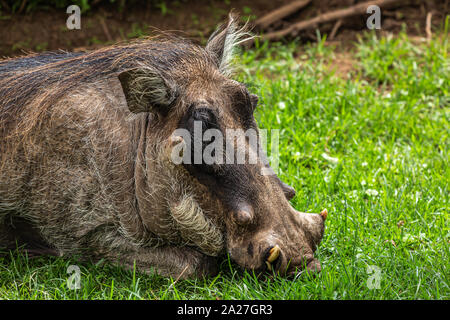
0, 0, 447, 57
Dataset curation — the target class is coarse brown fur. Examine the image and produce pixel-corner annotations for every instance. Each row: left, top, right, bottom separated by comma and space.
0, 15, 326, 278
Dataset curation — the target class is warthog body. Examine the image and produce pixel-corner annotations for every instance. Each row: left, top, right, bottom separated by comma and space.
0, 16, 326, 278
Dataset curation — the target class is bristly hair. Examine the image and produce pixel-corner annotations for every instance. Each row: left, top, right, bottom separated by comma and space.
207, 13, 254, 77
170, 193, 224, 256
0, 16, 251, 158
0, 36, 210, 150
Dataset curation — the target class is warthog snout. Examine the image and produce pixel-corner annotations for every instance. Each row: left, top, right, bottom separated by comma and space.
227, 191, 328, 276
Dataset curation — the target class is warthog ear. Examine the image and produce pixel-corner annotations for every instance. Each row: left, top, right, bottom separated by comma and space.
118, 68, 177, 115
206, 13, 252, 76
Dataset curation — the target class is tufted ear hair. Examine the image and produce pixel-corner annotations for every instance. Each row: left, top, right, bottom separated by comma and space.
205, 13, 252, 76
118, 68, 178, 115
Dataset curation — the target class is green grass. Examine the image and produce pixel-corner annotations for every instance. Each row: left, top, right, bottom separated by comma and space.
0, 29, 448, 299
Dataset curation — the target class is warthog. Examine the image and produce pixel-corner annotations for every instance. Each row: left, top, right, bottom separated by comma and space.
0, 15, 327, 278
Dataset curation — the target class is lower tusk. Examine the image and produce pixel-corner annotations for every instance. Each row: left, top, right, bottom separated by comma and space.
265, 261, 272, 271
267, 245, 280, 263
320, 209, 328, 221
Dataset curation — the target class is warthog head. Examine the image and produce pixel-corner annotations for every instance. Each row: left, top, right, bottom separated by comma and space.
117, 15, 327, 276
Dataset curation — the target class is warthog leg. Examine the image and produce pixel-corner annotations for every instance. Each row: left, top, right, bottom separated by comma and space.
111, 245, 219, 279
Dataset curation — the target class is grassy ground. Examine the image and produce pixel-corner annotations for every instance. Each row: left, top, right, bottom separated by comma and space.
0, 27, 448, 299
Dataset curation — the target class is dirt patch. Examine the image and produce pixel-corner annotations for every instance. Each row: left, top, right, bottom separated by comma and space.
0, 0, 289, 57
272, 0, 448, 43
327, 50, 358, 78
0, 0, 447, 58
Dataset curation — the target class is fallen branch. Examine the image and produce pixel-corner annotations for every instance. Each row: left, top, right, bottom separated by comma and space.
17, 0, 27, 14
254, 0, 311, 30
329, 19, 343, 40
425, 11, 433, 41
261, 0, 404, 41
99, 17, 113, 42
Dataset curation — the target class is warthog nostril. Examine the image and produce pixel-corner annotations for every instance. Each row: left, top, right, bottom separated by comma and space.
264, 245, 281, 272
280, 182, 296, 200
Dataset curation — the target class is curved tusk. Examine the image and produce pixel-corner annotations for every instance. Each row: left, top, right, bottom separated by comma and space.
267, 245, 280, 263
320, 209, 328, 221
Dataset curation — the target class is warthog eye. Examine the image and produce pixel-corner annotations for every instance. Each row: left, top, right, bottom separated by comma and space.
190, 107, 218, 130
178, 105, 222, 174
